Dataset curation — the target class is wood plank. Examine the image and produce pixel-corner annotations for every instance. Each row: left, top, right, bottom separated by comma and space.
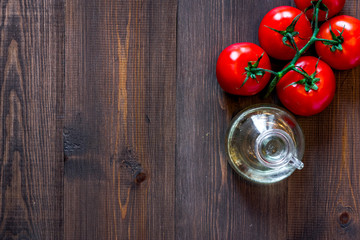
0, 0, 64, 239
64, 0, 176, 239
176, 1, 290, 239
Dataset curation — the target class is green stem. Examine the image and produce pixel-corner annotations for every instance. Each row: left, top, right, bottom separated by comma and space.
314, 38, 339, 45
263, 0, 323, 98
255, 68, 280, 76
292, 67, 311, 78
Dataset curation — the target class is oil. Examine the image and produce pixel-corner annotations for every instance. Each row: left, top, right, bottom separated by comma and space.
226, 104, 305, 184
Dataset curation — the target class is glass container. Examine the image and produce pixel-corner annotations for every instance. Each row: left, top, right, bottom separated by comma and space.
225, 104, 305, 184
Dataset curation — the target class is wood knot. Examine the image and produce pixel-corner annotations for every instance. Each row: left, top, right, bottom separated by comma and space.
336, 205, 354, 229
135, 172, 147, 184
339, 211, 351, 228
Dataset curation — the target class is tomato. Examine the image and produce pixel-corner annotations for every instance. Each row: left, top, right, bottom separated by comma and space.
315, 15, 360, 70
216, 43, 271, 96
258, 6, 313, 60
294, 0, 346, 22
276, 56, 336, 116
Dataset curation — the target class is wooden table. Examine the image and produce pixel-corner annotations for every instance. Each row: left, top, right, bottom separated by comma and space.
1, 0, 359, 239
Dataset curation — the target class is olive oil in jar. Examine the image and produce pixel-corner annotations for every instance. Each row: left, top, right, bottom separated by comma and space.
226, 104, 305, 184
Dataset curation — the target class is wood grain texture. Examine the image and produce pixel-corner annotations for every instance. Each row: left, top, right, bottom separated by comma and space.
64, 0, 176, 239
1, 0, 359, 239
176, 0, 360, 239
176, 0, 290, 238
0, 0, 64, 239
288, 2, 360, 238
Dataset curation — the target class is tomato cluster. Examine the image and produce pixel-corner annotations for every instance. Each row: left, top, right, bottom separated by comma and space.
216, 0, 360, 116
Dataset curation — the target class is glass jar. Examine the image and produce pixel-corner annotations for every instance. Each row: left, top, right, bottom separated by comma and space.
225, 104, 305, 184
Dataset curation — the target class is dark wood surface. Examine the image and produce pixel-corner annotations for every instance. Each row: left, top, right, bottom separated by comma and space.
1, 0, 360, 239
0, 0, 64, 239
64, 0, 176, 239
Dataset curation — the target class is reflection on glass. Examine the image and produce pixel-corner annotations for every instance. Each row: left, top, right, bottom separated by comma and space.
226, 104, 305, 184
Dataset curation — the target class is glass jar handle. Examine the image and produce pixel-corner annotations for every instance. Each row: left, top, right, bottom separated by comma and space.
288, 156, 304, 170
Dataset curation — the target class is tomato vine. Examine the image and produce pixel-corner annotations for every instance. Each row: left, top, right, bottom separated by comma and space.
263, 0, 330, 98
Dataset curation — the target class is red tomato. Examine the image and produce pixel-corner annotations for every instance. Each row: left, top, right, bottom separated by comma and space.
276, 56, 336, 116
258, 6, 313, 60
315, 15, 360, 70
216, 43, 271, 95
294, 0, 346, 22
